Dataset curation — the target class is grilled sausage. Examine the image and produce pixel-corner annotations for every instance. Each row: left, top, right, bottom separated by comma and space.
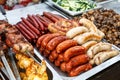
87, 42, 112, 58
36, 34, 50, 48
66, 27, 88, 38
56, 40, 78, 53
66, 54, 89, 72
60, 62, 66, 72
90, 50, 119, 65
21, 17, 40, 35
46, 36, 68, 51
64, 46, 86, 62
82, 41, 97, 51
41, 33, 60, 49
74, 32, 102, 45
69, 63, 92, 77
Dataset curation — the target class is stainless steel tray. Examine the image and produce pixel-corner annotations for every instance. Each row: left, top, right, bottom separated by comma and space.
47, 0, 102, 16
34, 45, 120, 80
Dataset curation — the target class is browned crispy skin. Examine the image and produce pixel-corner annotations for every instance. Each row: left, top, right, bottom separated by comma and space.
64, 46, 86, 62
56, 40, 77, 53
69, 63, 92, 77
46, 36, 68, 51
66, 54, 89, 73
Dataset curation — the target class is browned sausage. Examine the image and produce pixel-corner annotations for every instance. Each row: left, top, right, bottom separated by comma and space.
17, 23, 35, 39
26, 17, 34, 24
43, 16, 53, 23
32, 15, 45, 31
36, 14, 49, 27
66, 54, 89, 72
46, 36, 68, 51
52, 14, 64, 20
46, 12, 64, 20
21, 21, 38, 39
64, 46, 86, 62
43, 49, 50, 57
56, 40, 78, 53
54, 60, 60, 67
41, 33, 60, 49
15, 25, 31, 41
69, 63, 92, 77
51, 50, 58, 60
21, 17, 40, 35
39, 46, 44, 54
36, 34, 50, 48
57, 54, 64, 62
49, 54, 54, 62
60, 62, 66, 72
43, 12, 58, 22
27, 14, 39, 29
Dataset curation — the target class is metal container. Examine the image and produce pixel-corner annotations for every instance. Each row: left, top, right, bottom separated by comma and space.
47, 0, 102, 16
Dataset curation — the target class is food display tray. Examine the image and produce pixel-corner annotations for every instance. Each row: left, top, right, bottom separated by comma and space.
34, 45, 120, 80
47, 0, 102, 16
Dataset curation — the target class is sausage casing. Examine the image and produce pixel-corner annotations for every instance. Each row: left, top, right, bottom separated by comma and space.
56, 40, 77, 53
46, 36, 68, 51
66, 54, 89, 72
69, 63, 92, 77
64, 46, 86, 62
36, 34, 50, 48
41, 33, 60, 48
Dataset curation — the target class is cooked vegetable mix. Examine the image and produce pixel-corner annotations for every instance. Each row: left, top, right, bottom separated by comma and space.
53, 0, 96, 12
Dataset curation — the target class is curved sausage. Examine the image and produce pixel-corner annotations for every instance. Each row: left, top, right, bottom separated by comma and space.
41, 33, 61, 49
64, 46, 86, 62
46, 36, 68, 51
36, 34, 50, 48
66, 27, 88, 38
69, 63, 92, 77
51, 50, 59, 60
57, 54, 64, 62
49, 54, 54, 62
90, 50, 119, 65
56, 40, 78, 53
87, 42, 112, 58
60, 62, 66, 72
82, 41, 97, 51
54, 60, 60, 67
79, 18, 98, 33
48, 50, 58, 62
43, 49, 50, 57
66, 54, 89, 72
39, 46, 44, 54
74, 32, 102, 45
